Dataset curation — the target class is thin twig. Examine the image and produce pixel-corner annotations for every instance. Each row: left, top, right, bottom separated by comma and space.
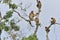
53, 27, 57, 40
13, 9, 28, 21
49, 22, 60, 28
55, 23, 60, 25
49, 24, 52, 28
46, 32, 49, 40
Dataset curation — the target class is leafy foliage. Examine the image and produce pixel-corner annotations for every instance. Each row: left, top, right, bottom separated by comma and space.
0, 22, 9, 31
0, 23, 3, 30
36, 23, 41, 27
4, 19, 9, 22
3, 10, 13, 19
4, 26, 9, 31
10, 20, 19, 31
9, 3, 18, 9
3, 0, 11, 3
0, 0, 42, 40
22, 34, 38, 40
0, 10, 19, 32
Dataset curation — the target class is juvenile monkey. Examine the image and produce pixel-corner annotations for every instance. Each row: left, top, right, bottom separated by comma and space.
45, 27, 50, 33
36, 1, 42, 9
51, 17, 56, 25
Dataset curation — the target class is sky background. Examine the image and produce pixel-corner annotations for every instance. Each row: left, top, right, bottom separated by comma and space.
0, 0, 60, 40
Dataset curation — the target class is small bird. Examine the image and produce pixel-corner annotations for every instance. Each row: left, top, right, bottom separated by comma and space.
45, 27, 50, 33
36, 1, 42, 10
51, 17, 56, 25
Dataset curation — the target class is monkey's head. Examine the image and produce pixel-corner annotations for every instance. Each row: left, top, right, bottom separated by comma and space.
51, 17, 54, 19
31, 11, 33, 13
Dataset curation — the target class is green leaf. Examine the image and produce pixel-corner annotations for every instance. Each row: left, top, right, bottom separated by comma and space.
0, 23, 4, 30
4, 26, 9, 31
22, 35, 38, 40
10, 20, 19, 31
3, 0, 11, 3
0, 30, 2, 35
4, 19, 9, 22
3, 10, 13, 19
10, 20, 15, 28
22, 37, 28, 40
9, 3, 18, 9
13, 26, 19, 31
36, 23, 41, 27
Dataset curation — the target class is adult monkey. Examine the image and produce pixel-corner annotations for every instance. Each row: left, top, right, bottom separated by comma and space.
29, 11, 35, 27
37, 0, 42, 9
51, 17, 56, 25
36, 0, 42, 16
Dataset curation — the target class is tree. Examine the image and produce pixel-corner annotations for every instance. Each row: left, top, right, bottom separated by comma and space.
0, 0, 60, 40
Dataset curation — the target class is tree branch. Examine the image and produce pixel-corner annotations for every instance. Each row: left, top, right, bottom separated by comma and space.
46, 32, 49, 40
13, 9, 34, 27
13, 9, 29, 21
34, 25, 39, 35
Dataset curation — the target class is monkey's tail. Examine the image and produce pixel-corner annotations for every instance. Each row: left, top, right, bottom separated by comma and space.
29, 21, 34, 27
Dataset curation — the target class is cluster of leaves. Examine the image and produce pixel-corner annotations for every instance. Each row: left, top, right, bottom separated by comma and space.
3, 0, 11, 3
0, 10, 13, 34
0, 22, 9, 31
3, 10, 13, 19
10, 20, 19, 31
9, 3, 18, 9
22, 34, 38, 40
3, 0, 18, 9
36, 23, 41, 27
0, 10, 19, 32
0, 0, 39, 40
0, 0, 19, 33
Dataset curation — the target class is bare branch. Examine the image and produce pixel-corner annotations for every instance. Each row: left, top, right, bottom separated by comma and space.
46, 32, 49, 40
13, 9, 34, 27
55, 23, 60, 25
13, 9, 28, 21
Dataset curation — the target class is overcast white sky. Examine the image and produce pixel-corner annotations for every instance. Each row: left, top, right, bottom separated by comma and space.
0, 0, 60, 40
